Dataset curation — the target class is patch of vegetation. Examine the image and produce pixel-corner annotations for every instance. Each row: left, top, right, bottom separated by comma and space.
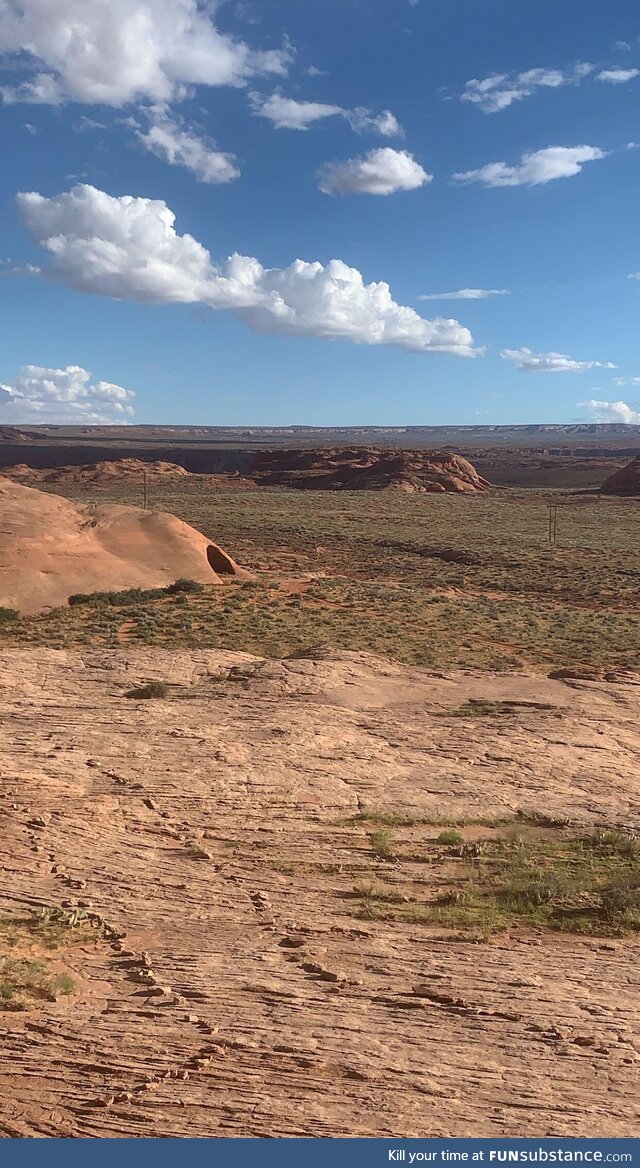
368, 829, 397, 860
448, 700, 511, 718
0, 906, 106, 1011
436, 829, 465, 846
69, 578, 204, 607
0, 606, 20, 625
0, 956, 75, 1011
354, 810, 424, 828
351, 825, 640, 937
352, 879, 406, 916
125, 681, 169, 699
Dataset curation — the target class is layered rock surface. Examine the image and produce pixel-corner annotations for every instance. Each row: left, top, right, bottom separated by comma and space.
0, 646, 638, 1136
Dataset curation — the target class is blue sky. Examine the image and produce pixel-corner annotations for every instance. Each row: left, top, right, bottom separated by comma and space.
0, 0, 639, 426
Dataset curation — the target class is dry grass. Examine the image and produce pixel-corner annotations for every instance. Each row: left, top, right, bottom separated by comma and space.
351, 822, 640, 938
1, 481, 638, 670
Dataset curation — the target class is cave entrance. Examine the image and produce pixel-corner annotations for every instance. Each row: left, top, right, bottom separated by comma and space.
206, 544, 236, 575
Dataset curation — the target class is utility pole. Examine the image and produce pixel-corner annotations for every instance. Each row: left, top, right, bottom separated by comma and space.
548, 503, 558, 545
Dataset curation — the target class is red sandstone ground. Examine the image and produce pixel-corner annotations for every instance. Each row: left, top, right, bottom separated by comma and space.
0, 646, 639, 1137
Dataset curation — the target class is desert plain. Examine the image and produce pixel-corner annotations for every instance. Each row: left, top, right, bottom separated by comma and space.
0, 427, 639, 1138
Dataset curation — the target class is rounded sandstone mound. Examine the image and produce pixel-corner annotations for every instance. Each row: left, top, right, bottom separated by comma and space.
600, 457, 640, 496
250, 447, 491, 493
0, 477, 248, 614
2, 458, 190, 485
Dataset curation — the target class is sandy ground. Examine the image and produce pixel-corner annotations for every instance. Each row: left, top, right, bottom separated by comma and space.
0, 646, 639, 1138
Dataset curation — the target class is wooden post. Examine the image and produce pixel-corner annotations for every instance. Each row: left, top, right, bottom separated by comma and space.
143, 469, 148, 511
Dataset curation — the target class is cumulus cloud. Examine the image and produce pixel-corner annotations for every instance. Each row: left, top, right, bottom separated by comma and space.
16, 184, 477, 356
502, 348, 617, 373
0, 364, 135, 423
418, 288, 509, 300
0, 0, 289, 106
248, 92, 402, 135
133, 108, 240, 184
318, 148, 430, 196
597, 67, 639, 84
346, 108, 403, 137
460, 63, 593, 113
613, 376, 640, 386
580, 399, 640, 424
453, 145, 606, 188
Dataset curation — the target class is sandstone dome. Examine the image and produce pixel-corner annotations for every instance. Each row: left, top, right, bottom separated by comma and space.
600, 457, 640, 496
0, 477, 247, 614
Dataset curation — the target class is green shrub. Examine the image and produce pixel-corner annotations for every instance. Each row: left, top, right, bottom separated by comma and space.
437, 829, 465, 846
164, 578, 204, 595
0, 607, 19, 624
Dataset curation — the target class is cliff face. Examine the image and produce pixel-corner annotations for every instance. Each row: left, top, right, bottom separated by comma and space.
250, 447, 491, 493
600, 457, 640, 496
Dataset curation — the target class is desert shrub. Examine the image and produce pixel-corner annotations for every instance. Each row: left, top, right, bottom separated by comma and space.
0, 607, 19, 624
69, 580, 203, 608
437, 829, 465, 846
124, 681, 169, 699
164, 578, 204, 595
368, 829, 397, 860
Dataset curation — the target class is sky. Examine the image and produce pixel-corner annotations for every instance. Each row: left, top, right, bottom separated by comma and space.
0, 0, 639, 427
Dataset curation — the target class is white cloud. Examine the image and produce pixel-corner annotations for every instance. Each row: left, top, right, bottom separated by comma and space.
17, 183, 477, 356
502, 348, 617, 373
613, 376, 640, 386
0, 0, 289, 106
418, 287, 509, 300
0, 259, 41, 277
346, 108, 403, 137
580, 399, 640, 424
248, 92, 343, 130
318, 148, 430, 196
629, 272, 640, 280
453, 145, 605, 188
248, 92, 402, 135
460, 63, 593, 113
597, 67, 639, 84
0, 364, 135, 423
133, 108, 239, 184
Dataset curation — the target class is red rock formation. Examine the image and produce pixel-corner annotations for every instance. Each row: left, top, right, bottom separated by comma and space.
0, 477, 250, 613
600, 457, 640, 496
250, 447, 491, 493
1, 459, 189, 484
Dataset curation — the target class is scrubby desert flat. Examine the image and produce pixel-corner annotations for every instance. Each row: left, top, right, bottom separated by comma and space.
1, 461, 639, 1139
1, 645, 640, 1138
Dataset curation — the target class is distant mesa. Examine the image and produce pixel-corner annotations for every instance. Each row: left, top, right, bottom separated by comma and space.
250, 447, 491, 493
0, 477, 249, 615
600, 457, 640, 496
